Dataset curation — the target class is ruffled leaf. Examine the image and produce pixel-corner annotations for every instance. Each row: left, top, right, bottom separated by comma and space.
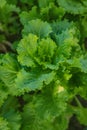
20, 6, 40, 24
15, 69, 55, 94
57, 0, 87, 14
0, 97, 21, 130
0, 81, 8, 107
0, 54, 20, 94
17, 34, 57, 69
22, 19, 52, 38
21, 85, 70, 130
17, 34, 38, 67
0, 117, 10, 130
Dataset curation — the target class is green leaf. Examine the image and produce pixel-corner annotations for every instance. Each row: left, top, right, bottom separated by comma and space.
74, 106, 87, 126
20, 6, 40, 25
22, 19, 52, 38
0, 81, 8, 107
51, 20, 74, 35
17, 34, 57, 69
17, 34, 38, 67
0, 97, 21, 130
68, 55, 87, 73
38, 0, 55, 8
80, 56, 87, 73
0, 0, 6, 8
0, 54, 20, 94
57, 0, 87, 14
6, 111, 21, 130
81, 17, 87, 38
15, 69, 55, 94
40, 3, 65, 21
0, 2, 20, 24
0, 117, 10, 130
57, 28, 80, 59
21, 85, 70, 130
37, 37, 57, 65
20, 0, 34, 5
6, 0, 17, 5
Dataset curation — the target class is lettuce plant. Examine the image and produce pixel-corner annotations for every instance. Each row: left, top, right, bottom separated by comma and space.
0, 0, 87, 130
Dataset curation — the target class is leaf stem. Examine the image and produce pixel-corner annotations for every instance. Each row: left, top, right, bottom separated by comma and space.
75, 96, 82, 108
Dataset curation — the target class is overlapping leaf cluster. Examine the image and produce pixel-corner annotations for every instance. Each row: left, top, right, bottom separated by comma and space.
0, 0, 87, 130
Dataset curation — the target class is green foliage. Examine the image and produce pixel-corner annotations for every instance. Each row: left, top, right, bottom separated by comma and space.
15, 69, 55, 94
0, 97, 21, 130
17, 34, 38, 67
0, 54, 20, 95
0, 0, 87, 130
17, 33, 57, 68
57, 0, 87, 14
0, 81, 8, 107
73, 97, 87, 126
0, 117, 10, 130
21, 85, 71, 130
22, 19, 52, 38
